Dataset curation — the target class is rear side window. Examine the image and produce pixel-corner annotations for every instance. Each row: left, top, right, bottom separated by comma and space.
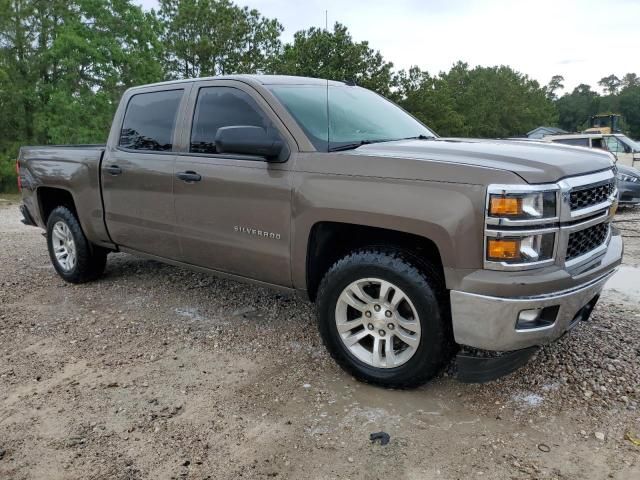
119, 90, 183, 151
190, 87, 273, 154
553, 138, 589, 147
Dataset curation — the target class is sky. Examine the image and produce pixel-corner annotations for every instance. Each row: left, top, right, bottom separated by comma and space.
139, 0, 640, 94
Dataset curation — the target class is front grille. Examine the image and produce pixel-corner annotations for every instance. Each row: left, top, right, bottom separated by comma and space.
566, 223, 609, 260
569, 181, 615, 210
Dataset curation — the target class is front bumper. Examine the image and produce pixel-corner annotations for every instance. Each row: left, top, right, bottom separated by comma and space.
450, 232, 622, 351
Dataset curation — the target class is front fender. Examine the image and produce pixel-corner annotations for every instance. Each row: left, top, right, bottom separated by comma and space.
291, 172, 487, 290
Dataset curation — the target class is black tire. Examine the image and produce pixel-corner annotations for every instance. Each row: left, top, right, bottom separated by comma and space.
46, 206, 107, 284
316, 249, 451, 388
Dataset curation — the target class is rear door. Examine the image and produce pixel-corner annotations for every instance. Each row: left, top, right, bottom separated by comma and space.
172, 80, 295, 286
102, 85, 190, 259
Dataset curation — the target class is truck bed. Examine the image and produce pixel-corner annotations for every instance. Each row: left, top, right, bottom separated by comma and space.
18, 144, 111, 246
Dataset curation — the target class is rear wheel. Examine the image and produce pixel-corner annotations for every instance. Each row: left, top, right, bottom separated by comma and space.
316, 249, 451, 388
46, 206, 107, 283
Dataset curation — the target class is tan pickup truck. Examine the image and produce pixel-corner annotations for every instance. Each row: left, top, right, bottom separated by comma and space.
16, 75, 623, 387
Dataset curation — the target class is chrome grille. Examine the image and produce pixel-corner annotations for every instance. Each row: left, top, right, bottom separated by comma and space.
569, 181, 615, 211
566, 223, 609, 260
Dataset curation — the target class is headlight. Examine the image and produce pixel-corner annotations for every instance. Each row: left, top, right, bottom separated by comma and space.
485, 184, 559, 270
488, 191, 556, 220
618, 173, 639, 183
486, 233, 556, 264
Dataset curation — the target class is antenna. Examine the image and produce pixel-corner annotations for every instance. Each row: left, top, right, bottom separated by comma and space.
325, 10, 330, 150
326, 76, 330, 151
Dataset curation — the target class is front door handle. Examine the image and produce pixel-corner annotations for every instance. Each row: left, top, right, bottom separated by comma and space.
176, 171, 202, 183
105, 165, 122, 176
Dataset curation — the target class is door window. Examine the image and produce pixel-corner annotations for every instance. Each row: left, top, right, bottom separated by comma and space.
119, 90, 183, 151
553, 138, 589, 147
605, 136, 623, 153
190, 87, 274, 154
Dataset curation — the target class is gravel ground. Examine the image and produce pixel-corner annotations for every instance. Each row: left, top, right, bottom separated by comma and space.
0, 196, 639, 479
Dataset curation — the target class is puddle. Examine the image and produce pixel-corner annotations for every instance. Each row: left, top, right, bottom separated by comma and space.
604, 266, 640, 299
302, 376, 474, 424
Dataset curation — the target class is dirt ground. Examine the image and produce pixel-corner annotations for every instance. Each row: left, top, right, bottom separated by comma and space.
1, 196, 639, 480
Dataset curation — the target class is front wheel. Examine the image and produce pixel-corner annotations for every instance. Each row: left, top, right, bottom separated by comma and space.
46, 206, 107, 283
316, 249, 451, 388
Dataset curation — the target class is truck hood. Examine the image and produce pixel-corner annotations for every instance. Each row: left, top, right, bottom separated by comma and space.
353, 138, 614, 184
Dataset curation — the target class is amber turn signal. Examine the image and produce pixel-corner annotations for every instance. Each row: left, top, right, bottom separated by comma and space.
487, 238, 520, 261
489, 196, 521, 216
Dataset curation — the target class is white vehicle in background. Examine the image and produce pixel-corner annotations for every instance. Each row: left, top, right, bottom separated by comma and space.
543, 133, 640, 168
602, 134, 640, 167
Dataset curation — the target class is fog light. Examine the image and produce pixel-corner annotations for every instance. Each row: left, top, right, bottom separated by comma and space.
487, 238, 520, 261
516, 306, 559, 330
486, 233, 555, 264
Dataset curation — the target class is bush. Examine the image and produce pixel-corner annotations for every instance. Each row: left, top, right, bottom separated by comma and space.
0, 152, 19, 193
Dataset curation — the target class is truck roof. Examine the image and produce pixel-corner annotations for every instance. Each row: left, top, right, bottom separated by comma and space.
543, 133, 606, 140
127, 75, 348, 92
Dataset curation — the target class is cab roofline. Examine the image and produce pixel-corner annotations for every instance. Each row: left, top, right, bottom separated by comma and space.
125, 74, 349, 92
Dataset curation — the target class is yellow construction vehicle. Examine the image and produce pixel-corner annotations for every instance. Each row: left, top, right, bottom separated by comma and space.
583, 114, 623, 134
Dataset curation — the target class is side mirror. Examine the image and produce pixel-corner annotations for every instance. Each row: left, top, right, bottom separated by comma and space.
215, 126, 288, 162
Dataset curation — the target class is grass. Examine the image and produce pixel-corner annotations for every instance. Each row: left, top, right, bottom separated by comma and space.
0, 193, 22, 204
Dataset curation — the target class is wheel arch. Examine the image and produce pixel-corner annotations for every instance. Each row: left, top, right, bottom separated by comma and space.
304, 221, 446, 302
37, 186, 78, 225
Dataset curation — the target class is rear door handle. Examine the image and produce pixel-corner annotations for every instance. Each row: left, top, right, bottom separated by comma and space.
105, 165, 122, 176
176, 171, 202, 183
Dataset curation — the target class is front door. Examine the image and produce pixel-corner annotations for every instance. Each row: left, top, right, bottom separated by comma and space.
102, 87, 188, 260
173, 81, 294, 286
604, 136, 634, 167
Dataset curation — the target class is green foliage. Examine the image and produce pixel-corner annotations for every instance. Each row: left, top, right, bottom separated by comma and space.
546, 75, 564, 101
619, 84, 640, 139
395, 62, 557, 138
0, 151, 18, 193
621, 73, 639, 89
158, 0, 283, 77
2, 0, 639, 193
556, 84, 600, 132
598, 75, 621, 95
554, 76, 640, 139
269, 22, 394, 96
0, 0, 165, 190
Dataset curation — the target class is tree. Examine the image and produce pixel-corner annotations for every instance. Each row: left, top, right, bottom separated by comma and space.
598, 74, 621, 95
393, 67, 466, 135
546, 75, 565, 100
269, 22, 394, 96
619, 84, 640, 139
555, 84, 600, 132
0, 0, 166, 191
621, 73, 640, 89
157, 0, 283, 78
395, 62, 556, 137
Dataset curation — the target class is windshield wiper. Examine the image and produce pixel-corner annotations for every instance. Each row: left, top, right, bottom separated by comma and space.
328, 135, 435, 152
396, 134, 435, 141
329, 139, 389, 152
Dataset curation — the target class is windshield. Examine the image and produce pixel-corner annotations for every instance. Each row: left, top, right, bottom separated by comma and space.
618, 135, 640, 152
267, 84, 436, 151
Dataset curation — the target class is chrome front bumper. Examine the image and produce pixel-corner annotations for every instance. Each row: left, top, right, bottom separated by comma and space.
450, 267, 618, 351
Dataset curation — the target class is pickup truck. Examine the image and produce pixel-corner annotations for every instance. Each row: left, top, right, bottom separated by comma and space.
16, 75, 623, 387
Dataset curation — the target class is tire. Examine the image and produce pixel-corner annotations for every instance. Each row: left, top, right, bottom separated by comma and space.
46, 206, 107, 284
316, 249, 451, 388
